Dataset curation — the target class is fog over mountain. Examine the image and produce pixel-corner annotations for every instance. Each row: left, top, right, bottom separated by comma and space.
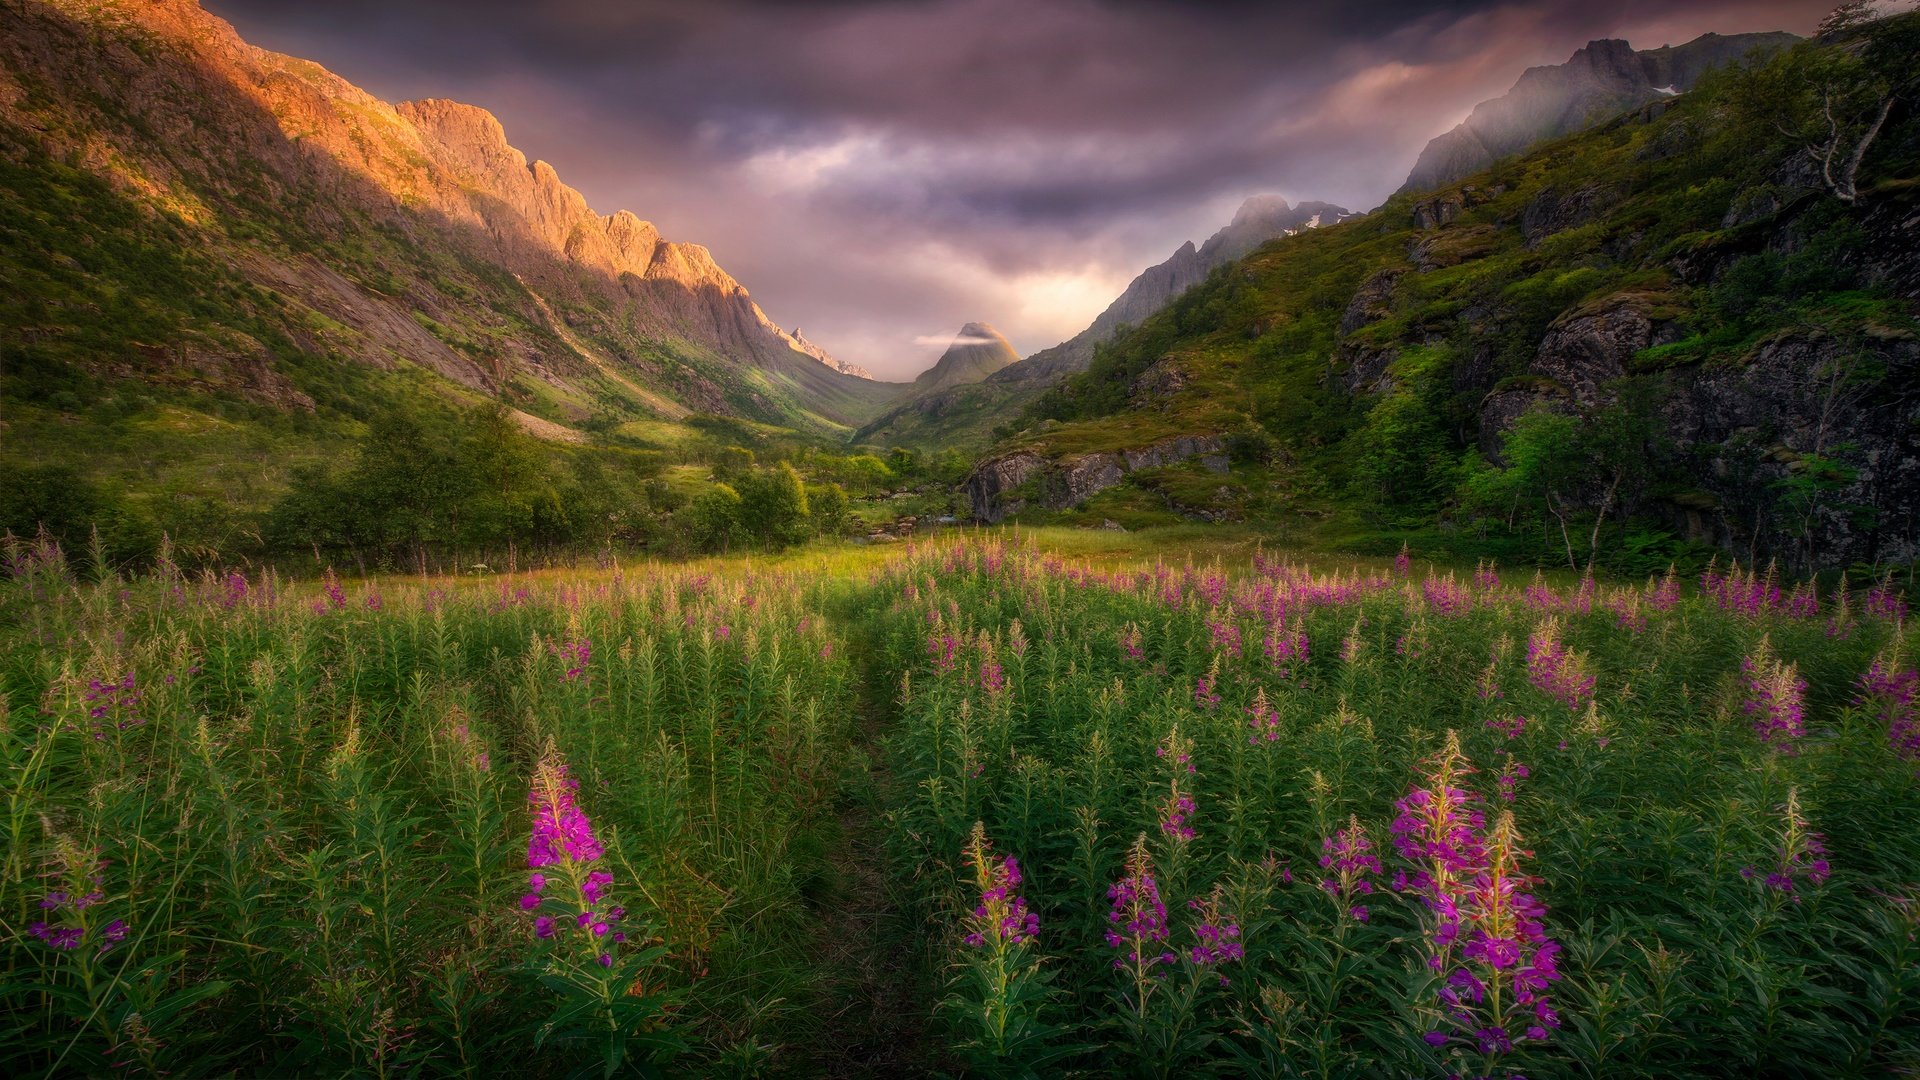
205, 0, 1834, 378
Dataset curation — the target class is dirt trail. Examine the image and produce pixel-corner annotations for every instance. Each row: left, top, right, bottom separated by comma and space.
802, 624, 939, 1077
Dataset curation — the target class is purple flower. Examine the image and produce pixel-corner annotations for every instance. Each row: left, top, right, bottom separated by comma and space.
1741, 636, 1807, 750
961, 825, 1039, 949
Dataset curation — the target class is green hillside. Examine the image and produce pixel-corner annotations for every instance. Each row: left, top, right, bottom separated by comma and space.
972, 16, 1919, 573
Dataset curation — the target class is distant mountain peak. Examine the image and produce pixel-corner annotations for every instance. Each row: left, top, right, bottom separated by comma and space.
998, 195, 1351, 385
914, 322, 1018, 389
1399, 30, 1798, 194
783, 326, 873, 380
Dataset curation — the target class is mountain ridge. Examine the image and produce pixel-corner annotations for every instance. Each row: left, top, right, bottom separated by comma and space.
1399, 30, 1799, 194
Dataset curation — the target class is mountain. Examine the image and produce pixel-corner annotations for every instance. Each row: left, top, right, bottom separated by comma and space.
785, 326, 873, 379
914, 323, 1019, 390
851, 196, 1346, 450
0, 0, 902, 460
1003, 195, 1351, 385
1400, 31, 1799, 194
964, 15, 1919, 571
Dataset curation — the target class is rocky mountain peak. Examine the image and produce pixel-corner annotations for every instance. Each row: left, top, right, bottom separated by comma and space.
1399, 30, 1797, 194
915, 323, 1019, 389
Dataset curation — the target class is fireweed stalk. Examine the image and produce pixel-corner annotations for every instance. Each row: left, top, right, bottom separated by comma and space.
1741, 635, 1807, 751
1854, 645, 1918, 762
1390, 732, 1486, 975
1425, 811, 1563, 1068
1741, 788, 1831, 900
1319, 815, 1382, 923
1526, 617, 1595, 712
522, 740, 625, 966
950, 823, 1051, 1064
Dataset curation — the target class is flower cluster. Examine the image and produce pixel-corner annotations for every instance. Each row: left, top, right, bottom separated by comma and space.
1486, 714, 1528, 741
1648, 564, 1682, 612
1319, 815, 1381, 922
1863, 574, 1909, 622
553, 638, 592, 681
27, 841, 127, 955
1389, 733, 1486, 964
1856, 648, 1920, 761
1422, 574, 1473, 617
1263, 620, 1309, 680
83, 673, 143, 741
1425, 812, 1562, 1059
1701, 559, 1784, 617
1119, 623, 1146, 662
928, 632, 961, 673
1246, 688, 1282, 745
1526, 618, 1594, 712
1185, 886, 1244, 984
1473, 560, 1502, 591
1496, 755, 1530, 803
1105, 838, 1175, 973
1207, 615, 1243, 658
1741, 636, 1807, 750
523, 743, 625, 966
962, 823, 1039, 948
1394, 543, 1412, 578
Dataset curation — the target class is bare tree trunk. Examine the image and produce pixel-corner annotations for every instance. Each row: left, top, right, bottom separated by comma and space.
1546, 492, 1577, 570
1589, 469, 1623, 567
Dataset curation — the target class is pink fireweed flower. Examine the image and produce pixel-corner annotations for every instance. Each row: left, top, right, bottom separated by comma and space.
1649, 564, 1682, 612
322, 570, 348, 611
1486, 714, 1528, 740
1119, 623, 1146, 662
1476, 636, 1510, 702
1246, 687, 1282, 744
1106, 837, 1175, 973
1394, 543, 1412, 578
1421, 574, 1472, 617
1473, 559, 1502, 591
523, 743, 629, 963
1496, 755, 1530, 803
1424, 811, 1562, 1059
1786, 580, 1819, 620
83, 673, 144, 741
1741, 636, 1807, 751
220, 571, 249, 609
1207, 614, 1243, 658
1390, 733, 1486, 969
927, 632, 960, 673
1193, 654, 1224, 709
1320, 815, 1382, 922
547, 638, 591, 681
1856, 647, 1920, 761
1186, 886, 1245, 985
1263, 620, 1309, 680
1864, 573, 1909, 622
1157, 725, 1200, 841
1526, 617, 1594, 712
1740, 788, 1831, 898
962, 823, 1038, 948
27, 839, 123, 954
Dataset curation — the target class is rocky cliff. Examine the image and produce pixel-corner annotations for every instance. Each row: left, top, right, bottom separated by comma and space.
1400, 32, 1797, 195
0, 0, 894, 435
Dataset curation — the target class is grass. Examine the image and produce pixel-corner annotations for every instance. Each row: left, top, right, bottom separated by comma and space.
4, 533, 1914, 1075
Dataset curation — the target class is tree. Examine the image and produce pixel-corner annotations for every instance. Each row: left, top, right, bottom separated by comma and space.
809, 483, 851, 537
1765, 9, 1920, 203
738, 463, 811, 550
681, 484, 745, 553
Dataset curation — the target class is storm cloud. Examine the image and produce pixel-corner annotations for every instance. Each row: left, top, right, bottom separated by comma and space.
204, 0, 1835, 379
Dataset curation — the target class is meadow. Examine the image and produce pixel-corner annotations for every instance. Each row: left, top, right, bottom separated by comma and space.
1, 530, 1916, 1077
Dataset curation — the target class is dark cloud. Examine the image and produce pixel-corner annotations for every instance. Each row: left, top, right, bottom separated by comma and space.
204, 0, 1833, 378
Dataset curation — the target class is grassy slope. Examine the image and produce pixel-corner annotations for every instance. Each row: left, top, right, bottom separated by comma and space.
986, 30, 1919, 564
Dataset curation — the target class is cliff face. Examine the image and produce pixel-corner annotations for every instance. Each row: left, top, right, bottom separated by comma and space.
1001, 195, 1350, 384
0, 0, 887, 433
1399, 32, 1798, 194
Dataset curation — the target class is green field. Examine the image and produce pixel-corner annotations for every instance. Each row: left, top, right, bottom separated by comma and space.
2, 533, 1916, 1076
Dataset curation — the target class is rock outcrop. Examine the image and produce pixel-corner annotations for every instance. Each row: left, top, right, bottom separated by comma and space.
1400, 32, 1797, 195
964, 435, 1226, 522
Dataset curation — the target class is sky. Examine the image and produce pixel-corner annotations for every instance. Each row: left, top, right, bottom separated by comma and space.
204, 0, 1834, 380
